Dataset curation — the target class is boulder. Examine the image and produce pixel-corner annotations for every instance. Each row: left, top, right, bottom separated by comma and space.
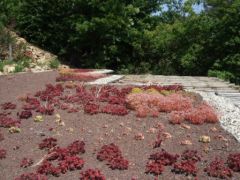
3, 64, 16, 73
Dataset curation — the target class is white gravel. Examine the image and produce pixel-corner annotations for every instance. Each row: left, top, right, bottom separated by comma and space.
193, 91, 240, 142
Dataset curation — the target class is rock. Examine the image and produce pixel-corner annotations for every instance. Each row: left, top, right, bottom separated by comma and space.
203, 146, 210, 153
135, 133, 144, 140
215, 135, 228, 142
34, 115, 44, 122
181, 123, 191, 129
9, 127, 21, 133
67, 128, 74, 133
199, 135, 211, 143
0, 72, 3, 75
162, 132, 172, 139
3, 64, 15, 73
31, 66, 44, 73
147, 128, 157, 134
126, 127, 132, 132
180, 140, 192, 145
59, 65, 70, 69
102, 124, 108, 128
210, 127, 218, 132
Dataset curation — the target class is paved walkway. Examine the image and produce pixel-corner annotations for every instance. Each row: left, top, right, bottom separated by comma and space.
112, 75, 240, 107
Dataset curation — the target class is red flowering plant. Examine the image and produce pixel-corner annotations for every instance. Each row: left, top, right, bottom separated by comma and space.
0, 148, 7, 159
0, 116, 21, 128
205, 157, 232, 179
36, 104, 54, 115
126, 85, 219, 124
67, 140, 86, 155
35, 84, 64, 101
146, 160, 165, 175
80, 169, 106, 180
172, 160, 198, 176
36, 139, 85, 177
22, 97, 40, 110
67, 107, 79, 113
39, 138, 58, 150
142, 85, 183, 91
227, 153, 240, 172
126, 92, 193, 118
58, 156, 84, 173
169, 101, 218, 125
37, 160, 61, 177
47, 141, 85, 161
101, 104, 128, 116
149, 149, 179, 166
185, 102, 218, 124
20, 157, 34, 168
181, 150, 201, 163
1, 102, 16, 110
146, 149, 179, 176
97, 143, 129, 170
172, 149, 201, 176
84, 103, 100, 115
18, 110, 32, 119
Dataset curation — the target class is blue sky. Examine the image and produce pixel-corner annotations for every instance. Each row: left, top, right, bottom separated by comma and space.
192, 3, 204, 13
161, 2, 204, 14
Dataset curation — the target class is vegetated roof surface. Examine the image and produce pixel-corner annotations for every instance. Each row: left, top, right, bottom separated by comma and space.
0, 71, 240, 180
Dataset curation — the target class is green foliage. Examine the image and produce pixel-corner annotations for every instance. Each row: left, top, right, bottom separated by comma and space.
208, 70, 234, 81
16, 0, 161, 71
13, 57, 30, 73
0, 0, 22, 27
10, 0, 239, 83
0, 60, 13, 72
14, 63, 24, 73
49, 59, 60, 69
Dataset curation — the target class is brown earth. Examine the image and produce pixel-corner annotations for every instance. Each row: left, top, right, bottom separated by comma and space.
0, 71, 240, 180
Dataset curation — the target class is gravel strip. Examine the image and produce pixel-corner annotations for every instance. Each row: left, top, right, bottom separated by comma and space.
194, 91, 240, 142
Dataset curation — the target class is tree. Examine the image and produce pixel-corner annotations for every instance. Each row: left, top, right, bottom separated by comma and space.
17, 0, 161, 71
0, 0, 22, 61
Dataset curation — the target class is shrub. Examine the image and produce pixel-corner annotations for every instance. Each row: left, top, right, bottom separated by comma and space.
49, 58, 60, 69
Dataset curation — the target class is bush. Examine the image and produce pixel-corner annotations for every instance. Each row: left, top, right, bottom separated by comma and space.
0, 59, 16, 72
49, 58, 60, 69
16, 0, 160, 71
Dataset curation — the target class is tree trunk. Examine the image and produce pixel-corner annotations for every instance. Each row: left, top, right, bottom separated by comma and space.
9, 43, 13, 61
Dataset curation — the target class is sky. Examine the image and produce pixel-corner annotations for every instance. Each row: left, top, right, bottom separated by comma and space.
192, 3, 204, 13
161, 2, 204, 14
